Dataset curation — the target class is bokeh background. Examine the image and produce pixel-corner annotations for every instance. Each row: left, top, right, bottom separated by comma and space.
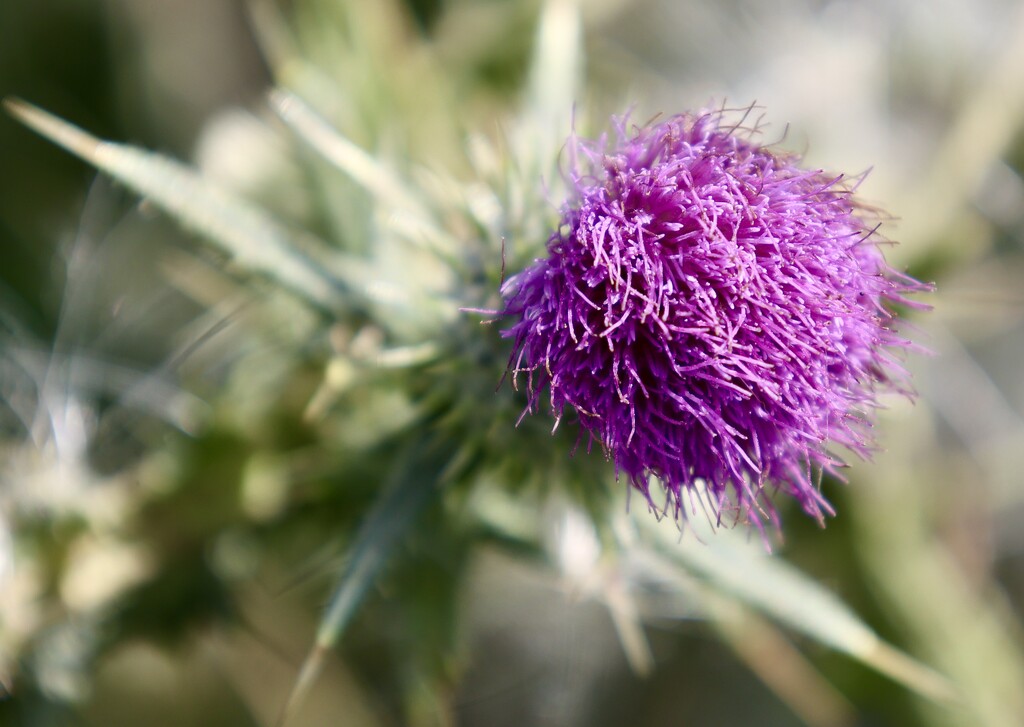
2, 0, 1024, 725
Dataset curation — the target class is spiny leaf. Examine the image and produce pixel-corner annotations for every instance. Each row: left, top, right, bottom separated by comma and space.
638, 512, 957, 704
4, 98, 352, 314
525, 0, 582, 156
278, 444, 442, 726
269, 90, 461, 259
270, 89, 423, 214
704, 596, 857, 727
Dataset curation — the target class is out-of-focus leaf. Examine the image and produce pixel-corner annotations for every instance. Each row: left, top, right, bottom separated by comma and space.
269, 90, 424, 218
269, 90, 463, 266
279, 442, 443, 726
637, 511, 956, 704
3, 99, 352, 315
705, 595, 857, 727
524, 0, 581, 164
893, 2, 1024, 259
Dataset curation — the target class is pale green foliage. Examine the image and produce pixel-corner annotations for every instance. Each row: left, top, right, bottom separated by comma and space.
3, 1, 1024, 726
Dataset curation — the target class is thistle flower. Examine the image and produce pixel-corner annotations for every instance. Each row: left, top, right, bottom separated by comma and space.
501, 109, 928, 530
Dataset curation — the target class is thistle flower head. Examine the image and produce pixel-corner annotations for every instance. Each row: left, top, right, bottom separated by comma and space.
501, 108, 928, 530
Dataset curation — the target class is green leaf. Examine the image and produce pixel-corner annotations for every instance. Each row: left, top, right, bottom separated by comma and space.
269, 90, 461, 261
4, 98, 352, 314
270, 90, 423, 216
636, 511, 957, 704
525, 0, 581, 157
278, 443, 442, 726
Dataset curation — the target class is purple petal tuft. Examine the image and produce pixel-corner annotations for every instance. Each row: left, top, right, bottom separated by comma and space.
501, 109, 930, 531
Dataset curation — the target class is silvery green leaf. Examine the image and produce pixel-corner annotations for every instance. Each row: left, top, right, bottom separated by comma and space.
279, 444, 442, 725
525, 0, 582, 162
269, 90, 423, 215
4, 99, 352, 314
269, 90, 461, 261
637, 511, 956, 703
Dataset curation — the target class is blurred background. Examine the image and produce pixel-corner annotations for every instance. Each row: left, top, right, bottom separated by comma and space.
2, 0, 1024, 725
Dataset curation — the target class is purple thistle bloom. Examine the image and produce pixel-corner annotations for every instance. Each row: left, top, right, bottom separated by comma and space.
501, 109, 929, 530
